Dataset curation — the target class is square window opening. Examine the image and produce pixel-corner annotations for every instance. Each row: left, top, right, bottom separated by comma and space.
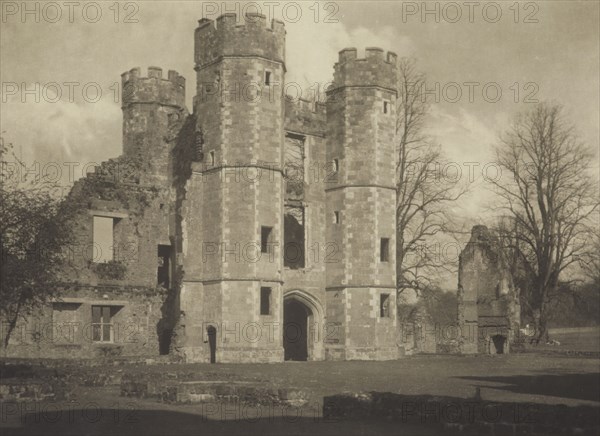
93, 216, 115, 263
380, 238, 390, 262
92, 305, 115, 342
380, 294, 390, 318
261, 226, 273, 254
260, 287, 271, 315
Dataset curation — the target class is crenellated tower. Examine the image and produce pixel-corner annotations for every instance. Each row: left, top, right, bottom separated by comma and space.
121, 66, 187, 185
325, 48, 399, 360
178, 13, 286, 363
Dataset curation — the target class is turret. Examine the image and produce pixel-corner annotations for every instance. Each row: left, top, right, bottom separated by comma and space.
194, 13, 285, 74
121, 67, 187, 185
324, 48, 399, 360
331, 47, 397, 92
177, 14, 287, 363
193, 13, 285, 165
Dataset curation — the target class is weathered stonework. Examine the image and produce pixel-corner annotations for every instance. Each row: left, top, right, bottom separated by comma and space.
457, 225, 521, 354
2, 14, 400, 362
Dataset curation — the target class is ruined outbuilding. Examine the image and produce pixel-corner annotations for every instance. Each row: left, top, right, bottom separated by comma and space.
457, 226, 521, 354
1, 14, 400, 362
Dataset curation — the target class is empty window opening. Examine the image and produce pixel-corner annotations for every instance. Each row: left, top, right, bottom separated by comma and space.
265, 70, 272, 86
284, 205, 305, 269
383, 100, 389, 114
332, 158, 339, 173
93, 216, 115, 263
260, 287, 272, 315
380, 238, 390, 262
209, 150, 215, 166
333, 211, 340, 224
157, 245, 171, 289
92, 306, 115, 342
380, 294, 390, 318
261, 226, 273, 254
284, 133, 306, 199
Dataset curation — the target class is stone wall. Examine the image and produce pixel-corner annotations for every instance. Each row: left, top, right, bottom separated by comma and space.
457, 226, 520, 354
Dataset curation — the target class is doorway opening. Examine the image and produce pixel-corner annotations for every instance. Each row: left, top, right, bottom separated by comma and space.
283, 299, 311, 361
491, 335, 506, 354
207, 325, 217, 363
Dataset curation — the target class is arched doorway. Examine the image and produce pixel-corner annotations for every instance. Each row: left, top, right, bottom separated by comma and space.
207, 326, 217, 363
284, 299, 310, 360
283, 290, 324, 361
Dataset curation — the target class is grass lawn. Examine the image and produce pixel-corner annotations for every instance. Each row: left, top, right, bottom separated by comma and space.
1, 352, 599, 435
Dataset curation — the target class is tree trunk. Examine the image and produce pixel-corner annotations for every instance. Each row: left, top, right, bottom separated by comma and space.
3, 314, 18, 348
531, 306, 550, 345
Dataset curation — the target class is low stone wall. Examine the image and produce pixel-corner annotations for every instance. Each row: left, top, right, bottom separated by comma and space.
0, 358, 172, 402
0, 379, 68, 402
120, 372, 309, 406
323, 392, 600, 435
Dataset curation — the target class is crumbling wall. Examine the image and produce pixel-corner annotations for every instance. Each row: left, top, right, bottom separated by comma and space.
457, 225, 520, 354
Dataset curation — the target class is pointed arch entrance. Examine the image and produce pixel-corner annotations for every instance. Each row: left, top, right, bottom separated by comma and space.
283, 290, 324, 361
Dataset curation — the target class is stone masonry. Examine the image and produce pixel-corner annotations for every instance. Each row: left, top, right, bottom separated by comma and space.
457, 226, 521, 354
1, 13, 400, 363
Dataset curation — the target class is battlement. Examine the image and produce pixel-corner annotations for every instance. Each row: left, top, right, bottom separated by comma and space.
195, 13, 285, 69
121, 67, 186, 109
329, 47, 398, 94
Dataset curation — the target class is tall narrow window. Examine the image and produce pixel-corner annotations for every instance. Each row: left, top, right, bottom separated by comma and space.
260, 287, 271, 315
380, 294, 390, 318
383, 100, 389, 114
93, 216, 115, 263
209, 150, 215, 166
261, 226, 273, 254
264, 71, 271, 86
284, 206, 305, 269
380, 238, 390, 262
92, 306, 113, 342
333, 211, 340, 224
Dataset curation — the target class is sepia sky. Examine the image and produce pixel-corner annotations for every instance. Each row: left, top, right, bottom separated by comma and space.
1, 1, 599, 225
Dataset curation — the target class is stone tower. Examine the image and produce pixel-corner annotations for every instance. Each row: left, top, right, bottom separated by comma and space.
121, 67, 186, 185
178, 13, 286, 362
324, 48, 399, 360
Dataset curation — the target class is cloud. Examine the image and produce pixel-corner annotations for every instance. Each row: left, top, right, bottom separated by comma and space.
1, 94, 121, 185
285, 20, 414, 98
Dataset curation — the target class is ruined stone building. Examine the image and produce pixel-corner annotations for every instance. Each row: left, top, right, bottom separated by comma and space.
2, 14, 400, 362
457, 226, 521, 354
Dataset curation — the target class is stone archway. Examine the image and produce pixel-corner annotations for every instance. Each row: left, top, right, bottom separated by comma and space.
283, 290, 324, 361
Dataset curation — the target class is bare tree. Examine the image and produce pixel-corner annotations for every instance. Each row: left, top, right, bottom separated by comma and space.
490, 103, 599, 343
395, 58, 467, 297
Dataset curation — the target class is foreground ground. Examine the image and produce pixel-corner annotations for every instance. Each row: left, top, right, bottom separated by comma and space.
1, 350, 599, 436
